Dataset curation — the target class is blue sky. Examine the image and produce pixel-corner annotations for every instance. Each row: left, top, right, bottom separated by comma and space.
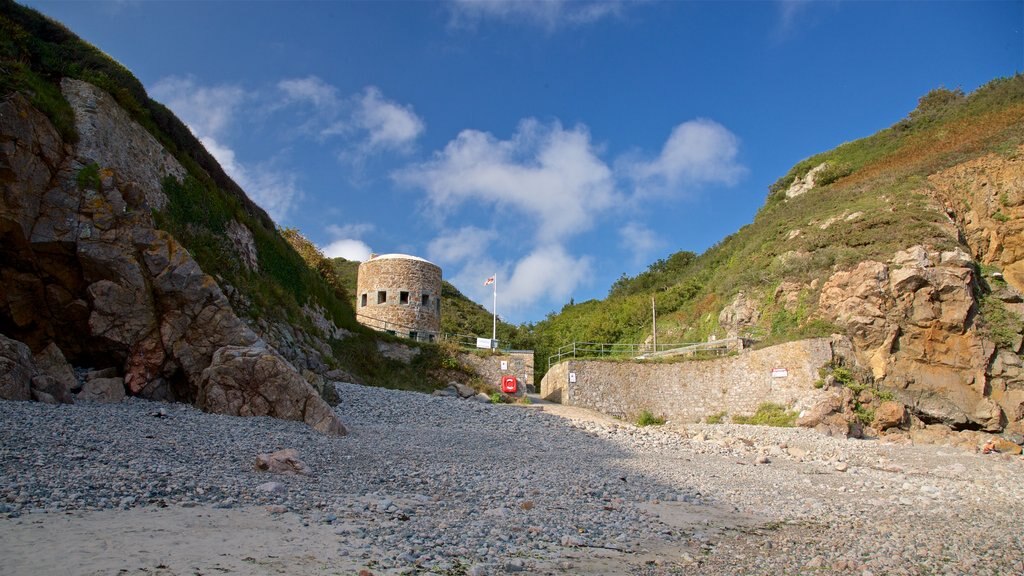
25, 0, 1023, 324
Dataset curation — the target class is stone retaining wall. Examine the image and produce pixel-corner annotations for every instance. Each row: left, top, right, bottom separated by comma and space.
460, 350, 535, 396
540, 339, 836, 422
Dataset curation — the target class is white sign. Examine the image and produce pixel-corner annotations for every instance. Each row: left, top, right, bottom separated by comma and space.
500, 360, 508, 370
476, 338, 492, 350
771, 368, 789, 378
569, 372, 577, 383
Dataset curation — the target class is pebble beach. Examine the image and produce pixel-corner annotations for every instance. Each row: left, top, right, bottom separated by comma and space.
1, 382, 1022, 575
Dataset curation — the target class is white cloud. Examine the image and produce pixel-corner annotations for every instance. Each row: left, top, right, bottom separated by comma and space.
278, 76, 340, 110
427, 226, 498, 264
619, 222, 662, 264
396, 118, 618, 244
326, 223, 375, 239
777, 0, 813, 34
448, 0, 628, 29
151, 76, 302, 223
627, 118, 746, 196
322, 239, 373, 262
321, 222, 374, 262
354, 87, 425, 151
451, 245, 591, 318
502, 245, 591, 309
150, 76, 245, 139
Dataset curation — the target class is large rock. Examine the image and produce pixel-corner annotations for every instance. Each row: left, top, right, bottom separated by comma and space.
78, 376, 125, 403
0, 334, 34, 401
32, 343, 76, 403
818, 246, 1006, 430
873, 401, 908, 431
198, 344, 346, 436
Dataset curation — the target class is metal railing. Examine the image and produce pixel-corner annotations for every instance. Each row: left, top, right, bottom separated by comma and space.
547, 337, 745, 369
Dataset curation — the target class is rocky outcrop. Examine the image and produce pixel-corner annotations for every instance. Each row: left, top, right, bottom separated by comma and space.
818, 245, 1013, 431
0, 81, 345, 434
718, 292, 760, 338
927, 146, 1024, 293
785, 162, 829, 199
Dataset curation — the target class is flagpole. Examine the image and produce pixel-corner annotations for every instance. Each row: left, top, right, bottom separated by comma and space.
492, 272, 497, 345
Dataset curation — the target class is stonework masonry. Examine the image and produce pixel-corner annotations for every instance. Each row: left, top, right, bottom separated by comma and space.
356, 254, 441, 340
540, 339, 836, 422
459, 351, 535, 395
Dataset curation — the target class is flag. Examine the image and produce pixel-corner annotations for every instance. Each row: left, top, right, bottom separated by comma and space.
483, 275, 495, 286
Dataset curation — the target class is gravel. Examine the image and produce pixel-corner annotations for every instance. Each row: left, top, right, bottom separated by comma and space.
2, 382, 1023, 575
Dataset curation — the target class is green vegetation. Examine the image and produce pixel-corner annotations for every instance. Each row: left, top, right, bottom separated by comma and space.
75, 162, 100, 190
979, 294, 1023, 350
706, 411, 727, 424
635, 410, 666, 427
731, 403, 797, 427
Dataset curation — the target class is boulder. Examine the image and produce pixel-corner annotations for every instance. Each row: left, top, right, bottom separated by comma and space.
451, 381, 478, 398
0, 334, 35, 401
78, 376, 126, 403
254, 448, 310, 475
873, 401, 907, 431
796, 388, 860, 438
198, 344, 346, 436
32, 343, 75, 404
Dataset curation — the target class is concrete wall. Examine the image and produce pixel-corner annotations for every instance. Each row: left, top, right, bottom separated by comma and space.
459, 350, 535, 396
356, 254, 441, 339
540, 339, 836, 422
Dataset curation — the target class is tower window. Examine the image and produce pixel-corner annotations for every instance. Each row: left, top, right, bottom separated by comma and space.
421, 294, 429, 306
360, 293, 367, 307
400, 291, 409, 305
377, 291, 387, 304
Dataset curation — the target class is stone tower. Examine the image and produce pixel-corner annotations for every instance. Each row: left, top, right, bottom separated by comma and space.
356, 254, 442, 341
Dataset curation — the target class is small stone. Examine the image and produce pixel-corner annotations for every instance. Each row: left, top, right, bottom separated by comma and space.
257, 481, 286, 494
834, 462, 849, 472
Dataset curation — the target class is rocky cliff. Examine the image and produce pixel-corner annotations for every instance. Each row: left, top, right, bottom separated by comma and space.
0, 79, 345, 435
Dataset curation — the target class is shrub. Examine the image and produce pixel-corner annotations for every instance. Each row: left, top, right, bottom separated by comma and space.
979, 294, 1023, 349
815, 162, 854, 187
75, 162, 100, 190
732, 403, 797, 427
489, 392, 506, 404
706, 411, 727, 424
636, 410, 666, 427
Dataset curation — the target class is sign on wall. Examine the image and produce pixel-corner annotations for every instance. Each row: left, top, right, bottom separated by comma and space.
569, 372, 577, 383
500, 360, 508, 370
771, 368, 789, 378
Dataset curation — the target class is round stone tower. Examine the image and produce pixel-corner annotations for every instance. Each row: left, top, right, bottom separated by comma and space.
356, 254, 442, 341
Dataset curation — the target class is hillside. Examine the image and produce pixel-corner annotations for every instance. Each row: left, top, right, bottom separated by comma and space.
533, 76, 1024, 432
0, 1, 481, 431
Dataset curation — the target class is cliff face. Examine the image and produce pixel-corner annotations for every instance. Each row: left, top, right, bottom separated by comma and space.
0, 80, 345, 435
